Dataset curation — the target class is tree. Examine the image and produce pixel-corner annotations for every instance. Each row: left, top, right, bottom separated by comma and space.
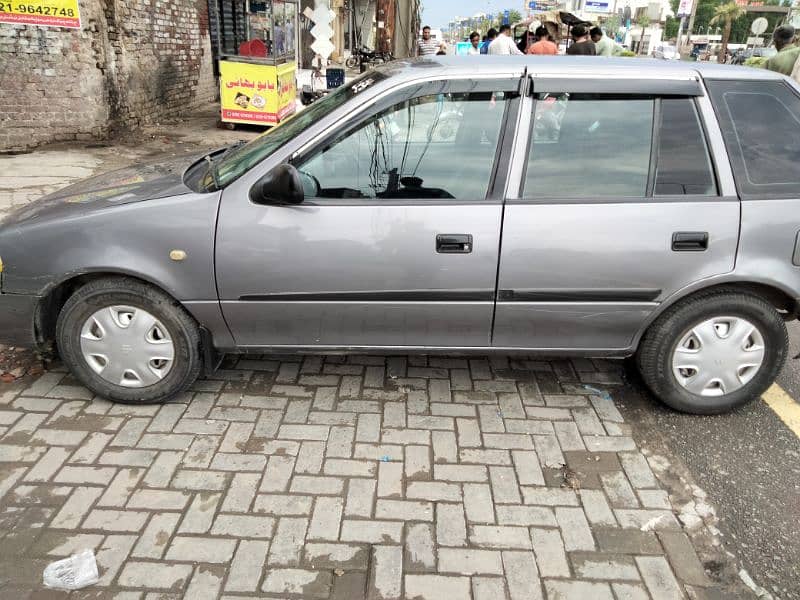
508, 9, 523, 25
710, 1, 746, 61
636, 15, 651, 54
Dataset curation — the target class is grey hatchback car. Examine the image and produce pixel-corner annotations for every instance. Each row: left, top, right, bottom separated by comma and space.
1, 57, 799, 414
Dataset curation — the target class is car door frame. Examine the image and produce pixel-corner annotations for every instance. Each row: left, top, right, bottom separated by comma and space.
493, 73, 741, 355
214, 70, 526, 351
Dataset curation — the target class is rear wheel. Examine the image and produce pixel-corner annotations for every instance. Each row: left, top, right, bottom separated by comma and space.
637, 290, 788, 414
56, 277, 202, 404
345, 56, 359, 69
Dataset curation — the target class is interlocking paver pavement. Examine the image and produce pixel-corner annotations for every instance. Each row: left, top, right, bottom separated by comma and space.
0, 355, 732, 598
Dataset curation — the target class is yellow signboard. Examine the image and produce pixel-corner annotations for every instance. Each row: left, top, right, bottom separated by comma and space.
0, 0, 81, 28
220, 60, 297, 126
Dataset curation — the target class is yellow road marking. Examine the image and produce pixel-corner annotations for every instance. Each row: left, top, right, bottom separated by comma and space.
762, 384, 800, 438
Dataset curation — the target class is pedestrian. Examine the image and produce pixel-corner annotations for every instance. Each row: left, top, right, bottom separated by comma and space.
762, 25, 800, 76
418, 25, 439, 57
528, 26, 558, 55
566, 24, 597, 56
481, 28, 498, 54
468, 31, 482, 55
488, 24, 524, 55
792, 53, 800, 85
590, 26, 618, 57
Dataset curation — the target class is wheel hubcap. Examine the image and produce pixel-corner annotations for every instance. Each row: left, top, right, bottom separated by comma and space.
672, 316, 765, 397
79, 306, 175, 388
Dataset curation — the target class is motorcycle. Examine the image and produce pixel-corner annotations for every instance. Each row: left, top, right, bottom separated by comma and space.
345, 46, 394, 70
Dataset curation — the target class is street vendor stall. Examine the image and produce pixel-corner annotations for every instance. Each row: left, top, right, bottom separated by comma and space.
214, 0, 298, 128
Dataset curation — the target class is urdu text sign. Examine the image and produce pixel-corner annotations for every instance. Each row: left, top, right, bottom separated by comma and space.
0, 0, 81, 28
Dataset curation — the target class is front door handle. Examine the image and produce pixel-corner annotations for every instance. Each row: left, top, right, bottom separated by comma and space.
672, 232, 709, 252
436, 234, 473, 254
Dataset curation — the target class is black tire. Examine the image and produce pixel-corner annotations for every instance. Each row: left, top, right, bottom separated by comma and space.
56, 277, 202, 404
637, 289, 788, 415
345, 56, 359, 69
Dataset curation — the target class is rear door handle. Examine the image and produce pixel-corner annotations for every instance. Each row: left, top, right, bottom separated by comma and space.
436, 234, 473, 254
672, 232, 709, 252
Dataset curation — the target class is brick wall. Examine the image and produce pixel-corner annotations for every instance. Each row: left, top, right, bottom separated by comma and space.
0, 0, 216, 152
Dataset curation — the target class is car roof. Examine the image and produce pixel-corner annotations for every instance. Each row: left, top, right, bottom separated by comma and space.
381, 55, 786, 83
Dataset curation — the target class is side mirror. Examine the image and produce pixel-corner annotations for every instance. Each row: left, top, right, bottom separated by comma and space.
249, 164, 305, 206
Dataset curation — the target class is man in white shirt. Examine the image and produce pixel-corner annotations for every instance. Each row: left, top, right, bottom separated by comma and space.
488, 24, 523, 55
468, 31, 481, 55
418, 26, 439, 56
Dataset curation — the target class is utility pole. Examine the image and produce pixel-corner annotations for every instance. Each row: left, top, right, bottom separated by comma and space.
686, 0, 699, 46
376, 0, 394, 54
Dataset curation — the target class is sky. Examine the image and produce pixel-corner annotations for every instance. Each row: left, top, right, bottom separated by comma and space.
421, 1, 509, 31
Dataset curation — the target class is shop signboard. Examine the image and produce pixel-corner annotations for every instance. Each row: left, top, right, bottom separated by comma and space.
0, 0, 80, 28
585, 1, 611, 12
220, 60, 296, 126
677, 0, 693, 17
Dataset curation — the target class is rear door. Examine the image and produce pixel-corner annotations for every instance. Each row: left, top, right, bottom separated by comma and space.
216, 78, 520, 348
494, 77, 740, 350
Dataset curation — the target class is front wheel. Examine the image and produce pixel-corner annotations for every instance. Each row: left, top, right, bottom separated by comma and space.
56, 277, 202, 404
637, 290, 788, 414
345, 56, 359, 69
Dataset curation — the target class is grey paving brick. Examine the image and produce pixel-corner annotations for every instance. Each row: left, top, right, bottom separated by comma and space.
382, 428, 430, 445
636, 556, 686, 600
132, 512, 182, 559
143, 450, 183, 488
50, 486, 103, 528
377, 460, 403, 498
295, 440, 325, 475
432, 430, 458, 463
583, 436, 637, 452
166, 535, 237, 563
268, 517, 309, 566
82, 508, 149, 532
578, 489, 618, 527
326, 425, 355, 457
290, 475, 345, 495
502, 550, 543, 600
436, 503, 467, 547
263, 568, 332, 598
556, 507, 596, 551
118, 562, 193, 590
489, 466, 522, 504
376, 499, 433, 522
405, 574, 472, 600
531, 528, 570, 578
473, 576, 510, 600
128, 489, 191, 511
253, 409, 283, 438
211, 453, 267, 472
572, 408, 607, 436
70, 432, 113, 464
657, 531, 712, 586
185, 565, 224, 599
369, 545, 403, 600
31, 428, 88, 446
111, 417, 149, 446
405, 522, 436, 571
435, 463, 487, 482
511, 450, 545, 487
455, 418, 481, 448
212, 514, 275, 538
553, 421, 586, 452
471, 525, 532, 550
611, 583, 651, 600
148, 403, 187, 432
407, 481, 461, 502
179, 492, 221, 534
182, 436, 221, 469
405, 445, 431, 480
217, 421, 255, 453
308, 496, 344, 540
356, 412, 382, 443
505, 420, 555, 435
346, 477, 377, 517
24, 447, 71, 482
340, 518, 403, 544
459, 449, 512, 465
279, 424, 330, 441
638, 489, 671, 509
285, 399, 312, 423
439, 548, 504, 575
324, 458, 376, 478
55, 465, 117, 486
571, 552, 640, 580
544, 580, 614, 600
532, 435, 564, 469
522, 488, 579, 507
304, 542, 369, 570
495, 505, 556, 527
259, 454, 296, 492
95, 534, 137, 586
171, 469, 228, 492
463, 483, 495, 524
614, 509, 681, 531
620, 452, 659, 489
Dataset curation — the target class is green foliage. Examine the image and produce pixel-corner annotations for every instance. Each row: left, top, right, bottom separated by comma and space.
637, 14, 651, 28
508, 9, 523, 24
665, 16, 680, 39
619, 49, 637, 56
744, 56, 767, 66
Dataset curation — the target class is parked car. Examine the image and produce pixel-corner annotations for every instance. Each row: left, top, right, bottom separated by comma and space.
2, 57, 799, 415
652, 44, 680, 60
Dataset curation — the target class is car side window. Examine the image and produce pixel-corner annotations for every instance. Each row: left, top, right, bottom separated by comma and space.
295, 92, 509, 201
707, 80, 800, 198
655, 99, 717, 196
524, 93, 654, 198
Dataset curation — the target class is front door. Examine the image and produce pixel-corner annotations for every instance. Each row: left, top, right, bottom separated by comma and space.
216, 80, 518, 348
494, 80, 740, 350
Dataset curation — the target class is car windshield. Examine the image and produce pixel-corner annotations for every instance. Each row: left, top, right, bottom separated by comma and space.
208, 71, 389, 189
